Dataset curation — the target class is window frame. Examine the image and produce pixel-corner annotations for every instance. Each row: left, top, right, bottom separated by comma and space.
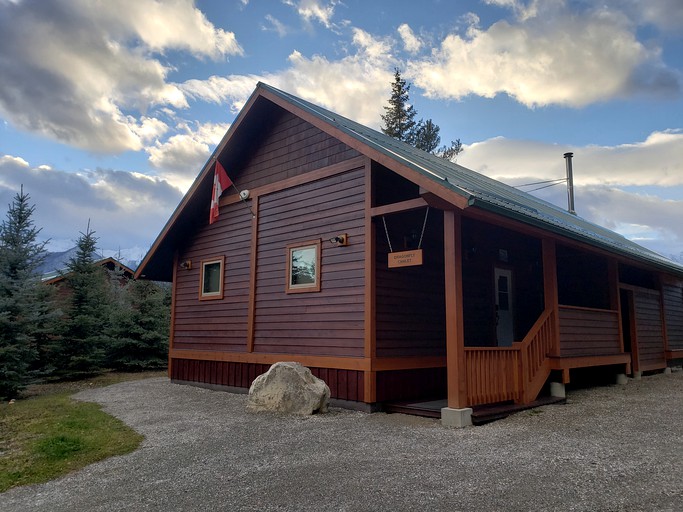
285, 239, 321, 294
199, 256, 225, 300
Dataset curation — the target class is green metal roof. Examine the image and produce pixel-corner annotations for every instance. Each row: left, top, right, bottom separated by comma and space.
260, 83, 683, 276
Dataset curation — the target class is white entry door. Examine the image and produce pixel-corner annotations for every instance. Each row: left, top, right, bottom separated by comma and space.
495, 268, 514, 346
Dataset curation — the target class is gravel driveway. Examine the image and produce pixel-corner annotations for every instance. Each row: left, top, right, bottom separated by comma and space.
2, 370, 682, 511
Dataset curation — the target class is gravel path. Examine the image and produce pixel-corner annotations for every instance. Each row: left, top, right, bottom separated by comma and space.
2, 371, 682, 511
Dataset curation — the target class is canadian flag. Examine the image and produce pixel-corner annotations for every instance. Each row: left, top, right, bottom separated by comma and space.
209, 160, 233, 224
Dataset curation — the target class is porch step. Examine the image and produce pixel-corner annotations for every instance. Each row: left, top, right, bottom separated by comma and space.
471, 396, 566, 425
383, 399, 446, 418
383, 396, 566, 424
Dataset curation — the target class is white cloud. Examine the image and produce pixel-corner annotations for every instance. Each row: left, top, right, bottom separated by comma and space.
87, 0, 242, 59
179, 28, 395, 127
0, 154, 182, 253
0, 155, 29, 168
284, 0, 338, 29
397, 23, 423, 54
147, 122, 230, 191
0, 0, 241, 153
459, 129, 683, 187
262, 14, 290, 37
406, 3, 680, 107
457, 131, 683, 257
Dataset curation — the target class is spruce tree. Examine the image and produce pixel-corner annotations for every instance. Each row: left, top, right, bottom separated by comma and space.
413, 119, 441, 153
106, 280, 170, 371
381, 69, 464, 161
381, 68, 417, 144
0, 187, 50, 399
50, 224, 110, 379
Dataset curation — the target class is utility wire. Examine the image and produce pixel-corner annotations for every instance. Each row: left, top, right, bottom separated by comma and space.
525, 181, 567, 193
515, 177, 567, 188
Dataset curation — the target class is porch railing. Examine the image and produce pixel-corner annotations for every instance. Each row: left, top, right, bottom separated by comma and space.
464, 308, 556, 406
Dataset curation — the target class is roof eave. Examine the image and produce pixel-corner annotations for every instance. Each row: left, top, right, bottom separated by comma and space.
469, 198, 683, 278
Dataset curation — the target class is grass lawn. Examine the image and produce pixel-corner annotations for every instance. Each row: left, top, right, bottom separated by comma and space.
0, 371, 165, 493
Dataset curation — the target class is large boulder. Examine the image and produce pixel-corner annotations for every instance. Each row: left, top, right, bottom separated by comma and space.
247, 362, 330, 415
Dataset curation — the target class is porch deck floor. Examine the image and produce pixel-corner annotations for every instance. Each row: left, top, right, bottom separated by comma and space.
383, 396, 566, 424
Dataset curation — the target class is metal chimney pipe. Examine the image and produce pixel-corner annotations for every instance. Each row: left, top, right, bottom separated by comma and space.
564, 152, 576, 215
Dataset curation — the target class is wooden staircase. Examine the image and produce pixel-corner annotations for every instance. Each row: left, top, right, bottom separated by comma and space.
464, 308, 556, 407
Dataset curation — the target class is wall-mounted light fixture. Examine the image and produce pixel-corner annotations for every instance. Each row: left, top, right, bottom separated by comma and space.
179, 259, 192, 270
329, 234, 349, 247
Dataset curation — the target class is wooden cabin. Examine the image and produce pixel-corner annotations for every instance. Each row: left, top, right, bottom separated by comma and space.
136, 83, 683, 426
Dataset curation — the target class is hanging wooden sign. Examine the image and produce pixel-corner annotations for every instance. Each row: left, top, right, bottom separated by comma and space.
388, 249, 423, 268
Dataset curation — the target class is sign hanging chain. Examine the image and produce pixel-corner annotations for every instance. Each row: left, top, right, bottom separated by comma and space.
383, 207, 429, 252
417, 207, 429, 250
382, 216, 393, 253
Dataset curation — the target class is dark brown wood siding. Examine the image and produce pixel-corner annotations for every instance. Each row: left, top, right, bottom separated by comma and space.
236, 109, 360, 191
170, 358, 364, 401
375, 368, 447, 402
633, 290, 667, 370
174, 201, 252, 352
253, 167, 366, 356
663, 283, 683, 350
559, 306, 621, 357
171, 109, 362, 355
375, 209, 446, 357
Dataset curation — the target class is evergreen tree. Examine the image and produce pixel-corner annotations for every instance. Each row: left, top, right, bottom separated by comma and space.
413, 119, 441, 153
381, 68, 417, 144
438, 139, 464, 162
381, 69, 464, 161
106, 280, 170, 371
0, 187, 50, 399
50, 224, 111, 379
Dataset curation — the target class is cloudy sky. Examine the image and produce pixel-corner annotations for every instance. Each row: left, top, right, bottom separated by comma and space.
1, 0, 682, 263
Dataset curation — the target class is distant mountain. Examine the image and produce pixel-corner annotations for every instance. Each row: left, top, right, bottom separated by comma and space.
38, 247, 140, 278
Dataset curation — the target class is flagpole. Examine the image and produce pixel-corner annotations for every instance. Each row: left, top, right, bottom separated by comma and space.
231, 182, 256, 219
213, 157, 256, 219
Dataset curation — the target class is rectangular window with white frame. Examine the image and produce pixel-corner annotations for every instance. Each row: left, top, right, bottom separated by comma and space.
286, 239, 321, 293
199, 256, 225, 300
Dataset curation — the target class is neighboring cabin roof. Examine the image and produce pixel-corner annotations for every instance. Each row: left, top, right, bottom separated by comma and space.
43, 257, 135, 285
136, 82, 683, 281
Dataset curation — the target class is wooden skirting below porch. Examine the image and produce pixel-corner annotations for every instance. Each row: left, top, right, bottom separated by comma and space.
549, 353, 632, 384
383, 396, 566, 424
549, 353, 631, 370
666, 350, 683, 360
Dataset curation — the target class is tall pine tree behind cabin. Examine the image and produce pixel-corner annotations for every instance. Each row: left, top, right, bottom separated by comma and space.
380, 68, 463, 160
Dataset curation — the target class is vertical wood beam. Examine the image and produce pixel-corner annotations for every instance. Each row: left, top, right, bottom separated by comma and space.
363, 158, 377, 403
626, 290, 640, 373
169, 251, 179, 379
542, 238, 561, 357
444, 210, 467, 408
246, 196, 259, 353
658, 275, 670, 353
609, 260, 625, 353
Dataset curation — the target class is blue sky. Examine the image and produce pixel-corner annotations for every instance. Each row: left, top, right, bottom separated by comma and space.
0, 0, 682, 263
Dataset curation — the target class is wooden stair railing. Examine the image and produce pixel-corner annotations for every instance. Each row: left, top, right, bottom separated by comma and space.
464, 308, 556, 407
516, 308, 555, 404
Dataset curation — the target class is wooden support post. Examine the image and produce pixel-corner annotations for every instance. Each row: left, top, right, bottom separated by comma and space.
363, 159, 376, 361
169, 251, 179, 379
609, 259, 625, 353
246, 196, 259, 353
363, 159, 377, 404
542, 238, 561, 357
444, 210, 467, 409
363, 371, 377, 403
658, 275, 670, 354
